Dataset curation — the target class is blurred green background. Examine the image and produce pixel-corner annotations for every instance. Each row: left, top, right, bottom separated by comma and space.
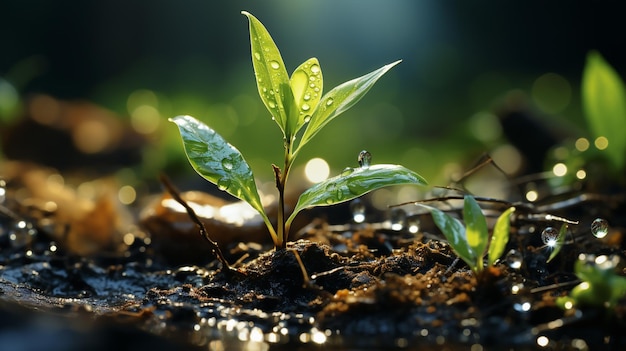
1, 0, 624, 193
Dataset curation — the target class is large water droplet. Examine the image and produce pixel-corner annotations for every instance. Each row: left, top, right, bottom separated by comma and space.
268, 101, 276, 108
341, 167, 354, 177
326, 98, 334, 106
301, 103, 310, 111
310, 64, 320, 74
506, 249, 523, 269
350, 198, 366, 223
358, 150, 372, 168
217, 178, 231, 191
303, 93, 311, 101
269, 61, 280, 69
304, 116, 311, 123
221, 158, 234, 171
541, 227, 559, 246
591, 218, 609, 238
254, 52, 261, 60
389, 208, 407, 231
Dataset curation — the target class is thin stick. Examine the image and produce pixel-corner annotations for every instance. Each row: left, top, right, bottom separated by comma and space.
159, 174, 237, 274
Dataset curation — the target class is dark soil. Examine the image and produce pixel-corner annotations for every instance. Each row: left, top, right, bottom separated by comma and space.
1, 159, 625, 351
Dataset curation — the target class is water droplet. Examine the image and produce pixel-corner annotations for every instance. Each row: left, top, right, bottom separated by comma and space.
314, 87, 320, 92
262, 88, 267, 93
254, 52, 261, 60
407, 216, 420, 234
309, 76, 316, 82
350, 198, 366, 223
309, 83, 315, 88
326, 98, 334, 106
310, 64, 320, 74
358, 150, 372, 168
301, 103, 310, 111
591, 218, 609, 238
506, 249, 523, 269
221, 158, 234, 171
304, 116, 311, 123
389, 208, 407, 231
341, 167, 354, 176
217, 178, 230, 191
9, 220, 37, 248
268, 101, 276, 108
513, 296, 532, 313
0, 179, 6, 204
269, 61, 280, 69
303, 93, 311, 101
541, 227, 559, 246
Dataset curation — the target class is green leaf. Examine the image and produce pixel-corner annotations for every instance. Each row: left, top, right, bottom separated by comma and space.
582, 51, 626, 170
169, 115, 273, 232
296, 60, 401, 154
487, 207, 515, 267
423, 205, 475, 271
546, 224, 567, 263
242, 11, 291, 137
286, 164, 426, 226
463, 195, 488, 269
290, 58, 322, 136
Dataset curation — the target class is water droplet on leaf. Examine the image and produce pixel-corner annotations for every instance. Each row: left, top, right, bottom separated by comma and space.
358, 150, 372, 168
506, 249, 523, 269
301, 103, 310, 111
221, 158, 234, 171
268, 101, 276, 108
591, 218, 609, 238
217, 178, 230, 191
303, 93, 311, 101
254, 52, 261, 60
269, 61, 280, 69
310, 64, 320, 74
304, 116, 311, 123
326, 98, 334, 106
541, 227, 559, 246
350, 198, 366, 223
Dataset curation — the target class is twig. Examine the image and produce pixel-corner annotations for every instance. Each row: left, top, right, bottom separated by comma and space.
159, 174, 238, 275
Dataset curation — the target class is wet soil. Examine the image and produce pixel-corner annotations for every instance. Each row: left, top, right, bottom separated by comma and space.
1, 165, 626, 351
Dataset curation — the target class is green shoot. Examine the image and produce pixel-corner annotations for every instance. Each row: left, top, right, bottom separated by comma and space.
582, 51, 626, 171
420, 195, 515, 274
170, 11, 427, 250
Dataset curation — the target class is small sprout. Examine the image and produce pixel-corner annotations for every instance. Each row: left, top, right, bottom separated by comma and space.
420, 195, 515, 274
170, 11, 427, 250
557, 254, 626, 310
546, 224, 567, 263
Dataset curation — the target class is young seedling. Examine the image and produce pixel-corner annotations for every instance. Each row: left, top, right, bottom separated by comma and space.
419, 195, 515, 274
170, 11, 427, 250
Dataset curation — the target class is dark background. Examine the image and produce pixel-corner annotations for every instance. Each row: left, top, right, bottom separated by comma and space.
1, 0, 624, 185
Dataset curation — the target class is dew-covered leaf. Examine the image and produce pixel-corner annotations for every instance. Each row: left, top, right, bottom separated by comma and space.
582, 51, 626, 170
290, 58, 322, 135
547, 224, 568, 263
463, 196, 488, 268
242, 11, 291, 136
169, 115, 271, 227
286, 164, 426, 226
487, 207, 515, 267
296, 60, 401, 153
422, 204, 475, 270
